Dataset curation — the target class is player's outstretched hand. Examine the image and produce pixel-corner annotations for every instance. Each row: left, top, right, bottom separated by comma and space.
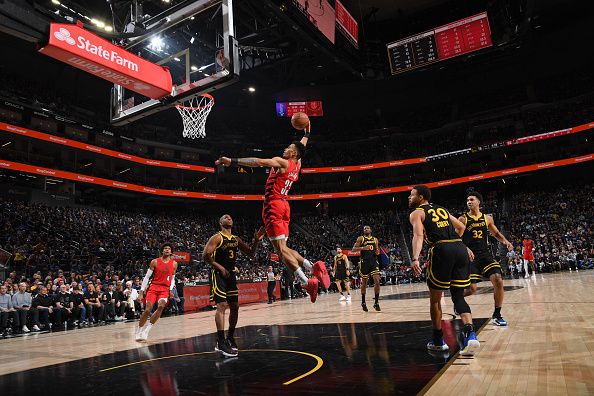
505, 241, 514, 252
215, 157, 231, 167
255, 226, 266, 241
411, 261, 422, 277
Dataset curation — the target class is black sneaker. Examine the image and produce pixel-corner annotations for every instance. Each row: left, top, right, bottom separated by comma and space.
226, 338, 238, 352
361, 302, 368, 312
215, 340, 238, 357
373, 302, 381, 312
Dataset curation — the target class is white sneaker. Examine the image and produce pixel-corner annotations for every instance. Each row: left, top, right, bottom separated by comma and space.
22, 325, 30, 333
339, 295, 346, 301
138, 323, 152, 341
135, 325, 146, 341
32, 325, 40, 331
346, 295, 351, 302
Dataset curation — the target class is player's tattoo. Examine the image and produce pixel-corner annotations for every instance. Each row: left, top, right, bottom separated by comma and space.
238, 158, 258, 167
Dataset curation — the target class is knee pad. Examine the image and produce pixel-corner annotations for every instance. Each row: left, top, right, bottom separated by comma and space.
450, 287, 471, 315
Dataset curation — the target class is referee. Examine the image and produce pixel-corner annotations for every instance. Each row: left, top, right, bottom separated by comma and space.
267, 266, 277, 304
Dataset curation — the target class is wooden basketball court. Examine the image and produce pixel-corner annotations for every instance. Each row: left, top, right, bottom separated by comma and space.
1, 271, 593, 395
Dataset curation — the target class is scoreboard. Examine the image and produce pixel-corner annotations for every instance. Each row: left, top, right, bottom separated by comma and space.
276, 101, 324, 117
387, 12, 492, 75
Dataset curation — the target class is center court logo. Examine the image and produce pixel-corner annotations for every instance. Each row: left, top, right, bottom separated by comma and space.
54, 28, 75, 45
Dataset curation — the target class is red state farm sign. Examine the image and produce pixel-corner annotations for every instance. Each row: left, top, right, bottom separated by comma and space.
39, 22, 172, 99
172, 252, 190, 263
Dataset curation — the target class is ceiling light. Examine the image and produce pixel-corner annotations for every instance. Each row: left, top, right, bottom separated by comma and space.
90, 18, 98, 25
163, 0, 170, 3
203, 73, 210, 76
105, 26, 113, 32
96, 21, 105, 28
118, 168, 130, 174
51, 0, 60, 4
248, 86, 256, 92
190, 16, 195, 20
190, 65, 198, 71
190, 37, 195, 44
173, 57, 180, 61
1, 141, 11, 147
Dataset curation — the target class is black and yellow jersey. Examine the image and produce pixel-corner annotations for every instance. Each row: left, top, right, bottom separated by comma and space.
213, 232, 239, 271
335, 253, 348, 268
462, 212, 490, 256
416, 203, 460, 246
359, 235, 378, 262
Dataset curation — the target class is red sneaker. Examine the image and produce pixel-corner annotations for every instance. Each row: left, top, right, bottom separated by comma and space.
304, 278, 319, 303
313, 261, 331, 289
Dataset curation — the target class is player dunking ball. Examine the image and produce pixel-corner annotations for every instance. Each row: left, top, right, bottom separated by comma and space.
408, 185, 480, 356
203, 215, 265, 357
136, 243, 177, 341
460, 189, 513, 326
216, 125, 320, 302
333, 248, 351, 302
352, 226, 381, 312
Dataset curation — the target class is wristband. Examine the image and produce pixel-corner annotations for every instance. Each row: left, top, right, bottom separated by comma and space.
304, 131, 310, 138
412, 258, 419, 263
231, 158, 239, 166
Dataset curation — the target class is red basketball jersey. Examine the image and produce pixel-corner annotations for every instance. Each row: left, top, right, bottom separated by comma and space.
149, 257, 175, 289
264, 159, 300, 200
523, 240, 533, 255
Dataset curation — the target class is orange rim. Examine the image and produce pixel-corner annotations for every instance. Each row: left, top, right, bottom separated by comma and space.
175, 93, 215, 110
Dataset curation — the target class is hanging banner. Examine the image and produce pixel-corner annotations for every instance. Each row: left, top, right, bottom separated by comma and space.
40, 22, 172, 99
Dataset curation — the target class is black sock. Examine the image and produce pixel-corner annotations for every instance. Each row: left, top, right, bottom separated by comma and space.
217, 330, 225, 343
340, 291, 343, 295
433, 328, 443, 344
374, 293, 379, 304
493, 307, 501, 318
361, 294, 366, 303
463, 323, 474, 338
227, 328, 235, 339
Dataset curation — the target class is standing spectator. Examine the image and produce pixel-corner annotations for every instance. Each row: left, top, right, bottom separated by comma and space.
31, 286, 55, 330
12, 282, 32, 333
175, 277, 185, 313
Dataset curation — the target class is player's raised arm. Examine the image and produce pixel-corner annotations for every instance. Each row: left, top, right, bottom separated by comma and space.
215, 156, 288, 170
449, 214, 466, 237
300, 123, 311, 147
237, 227, 266, 257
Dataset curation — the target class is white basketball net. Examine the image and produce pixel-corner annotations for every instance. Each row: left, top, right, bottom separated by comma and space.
175, 93, 214, 139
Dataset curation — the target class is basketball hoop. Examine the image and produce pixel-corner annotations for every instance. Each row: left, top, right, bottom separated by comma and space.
175, 93, 214, 139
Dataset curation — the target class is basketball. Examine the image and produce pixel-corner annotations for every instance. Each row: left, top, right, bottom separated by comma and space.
291, 112, 310, 130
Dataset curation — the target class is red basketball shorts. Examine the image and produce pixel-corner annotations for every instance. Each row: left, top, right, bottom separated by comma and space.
262, 199, 290, 240
523, 254, 534, 261
145, 285, 170, 305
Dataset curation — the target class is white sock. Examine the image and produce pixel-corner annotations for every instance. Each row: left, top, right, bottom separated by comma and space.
302, 259, 313, 271
294, 268, 308, 284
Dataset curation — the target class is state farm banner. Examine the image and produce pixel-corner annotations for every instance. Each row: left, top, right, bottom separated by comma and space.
40, 22, 172, 99
341, 249, 360, 257
172, 252, 190, 263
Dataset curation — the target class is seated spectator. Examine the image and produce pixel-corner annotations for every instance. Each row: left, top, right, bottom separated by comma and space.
71, 285, 86, 326
1, 285, 19, 336
101, 283, 116, 321
31, 286, 55, 330
55, 284, 74, 327
114, 282, 126, 320
122, 281, 140, 318
12, 282, 32, 333
84, 283, 104, 325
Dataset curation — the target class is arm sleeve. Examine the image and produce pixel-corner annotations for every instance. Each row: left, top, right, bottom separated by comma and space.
170, 275, 176, 290
141, 269, 154, 291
